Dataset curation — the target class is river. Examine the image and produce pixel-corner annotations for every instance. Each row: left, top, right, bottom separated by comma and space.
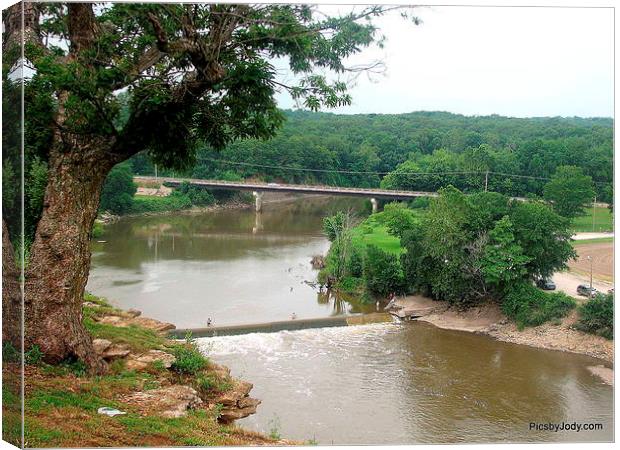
87, 195, 613, 444
87, 196, 373, 327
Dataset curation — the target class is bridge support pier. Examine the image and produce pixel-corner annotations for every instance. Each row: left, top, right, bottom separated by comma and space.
370, 197, 378, 213
253, 210, 263, 234
253, 191, 264, 213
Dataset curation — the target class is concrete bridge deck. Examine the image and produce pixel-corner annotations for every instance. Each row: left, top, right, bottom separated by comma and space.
168, 313, 393, 338
135, 176, 438, 200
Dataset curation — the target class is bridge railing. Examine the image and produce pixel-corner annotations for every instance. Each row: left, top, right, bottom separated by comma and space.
134, 176, 438, 197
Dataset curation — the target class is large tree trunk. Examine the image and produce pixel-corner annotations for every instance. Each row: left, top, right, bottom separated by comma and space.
2, 220, 22, 348
24, 144, 114, 373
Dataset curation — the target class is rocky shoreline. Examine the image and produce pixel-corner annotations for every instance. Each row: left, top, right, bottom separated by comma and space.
392, 295, 614, 385
85, 300, 265, 424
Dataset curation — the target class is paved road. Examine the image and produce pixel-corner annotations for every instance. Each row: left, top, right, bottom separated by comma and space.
552, 271, 613, 301
572, 232, 614, 240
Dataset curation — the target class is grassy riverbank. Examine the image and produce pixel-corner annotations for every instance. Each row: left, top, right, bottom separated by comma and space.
2, 294, 283, 448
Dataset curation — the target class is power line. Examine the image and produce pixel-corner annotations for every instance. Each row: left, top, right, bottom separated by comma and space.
194, 156, 610, 185
195, 156, 486, 176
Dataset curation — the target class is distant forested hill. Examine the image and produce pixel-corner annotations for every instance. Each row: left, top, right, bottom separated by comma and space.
130, 110, 613, 201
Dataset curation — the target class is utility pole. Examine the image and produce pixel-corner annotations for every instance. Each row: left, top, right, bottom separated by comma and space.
484, 170, 489, 192
587, 255, 593, 299
592, 195, 596, 232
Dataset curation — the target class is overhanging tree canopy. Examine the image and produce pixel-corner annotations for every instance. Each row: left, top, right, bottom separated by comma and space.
2, 2, 412, 370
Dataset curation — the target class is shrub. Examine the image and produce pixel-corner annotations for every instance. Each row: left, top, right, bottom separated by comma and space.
195, 374, 215, 393
100, 163, 137, 214
345, 247, 363, 278
337, 276, 364, 294
91, 221, 104, 239
409, 197, 430, 209
575, 293, 613, 339
177, 181, 215, 206
382, 202, 418, 238
130, 191, 193, 213
195, 374, 232, 394
363, 245, 404, 297
171, 344, 209, 375
322, 211, 348, 242
502, 283, 576, 329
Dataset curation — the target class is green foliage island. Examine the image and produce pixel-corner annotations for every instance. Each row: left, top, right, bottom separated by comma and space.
319, 188, 612, 337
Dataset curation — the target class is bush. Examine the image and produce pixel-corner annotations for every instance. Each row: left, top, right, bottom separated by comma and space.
130, 191, 193, 213
337, 276, 364, 294
409, 197, 430, 209
322, 211, 348, 242
177, 181, 215, 206
363, 245, 404, 297
502, 283, 576, 329
100, 163, 137, 214
575, 293, 613, 339
170, 344, 209, 375
382, 202, 418, 238
345, 247, 364, 278
91, 221, 104, 239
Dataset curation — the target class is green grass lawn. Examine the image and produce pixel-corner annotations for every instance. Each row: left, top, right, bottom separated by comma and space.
350, 212, 405, 255
571, 206, 613, 233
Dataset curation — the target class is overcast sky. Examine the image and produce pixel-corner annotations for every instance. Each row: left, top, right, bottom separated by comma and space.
275, 5, 614, 118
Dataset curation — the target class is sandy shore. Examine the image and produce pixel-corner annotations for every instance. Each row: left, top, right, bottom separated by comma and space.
392, 295, 614, 385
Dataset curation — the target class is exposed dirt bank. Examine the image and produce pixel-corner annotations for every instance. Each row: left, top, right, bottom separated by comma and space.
392, 295, 614, 368
587, 365, 614, 386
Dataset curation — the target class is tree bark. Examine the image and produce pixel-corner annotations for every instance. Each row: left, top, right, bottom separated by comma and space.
2, 220, 22, 348
24, 143, 114, 373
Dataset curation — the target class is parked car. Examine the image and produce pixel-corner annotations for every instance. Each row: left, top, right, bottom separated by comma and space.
536, 278, 556, 290
577, 285, 597, 297
267, 183, 280, 187
608, 288, 614, 295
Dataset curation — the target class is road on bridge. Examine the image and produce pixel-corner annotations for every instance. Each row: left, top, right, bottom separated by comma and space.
134, 176, 439, 200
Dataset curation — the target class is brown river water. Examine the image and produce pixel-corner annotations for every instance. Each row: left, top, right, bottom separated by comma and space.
87, 195, 613, 444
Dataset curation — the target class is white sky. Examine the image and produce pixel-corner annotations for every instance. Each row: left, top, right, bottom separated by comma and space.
275, 5, 614, 118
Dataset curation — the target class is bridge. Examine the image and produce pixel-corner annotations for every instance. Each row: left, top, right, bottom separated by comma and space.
135, 176, 439, 212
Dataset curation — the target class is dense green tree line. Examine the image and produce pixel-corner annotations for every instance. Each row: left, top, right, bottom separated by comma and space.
130, 110, 613, 201
400, 188, 575, 305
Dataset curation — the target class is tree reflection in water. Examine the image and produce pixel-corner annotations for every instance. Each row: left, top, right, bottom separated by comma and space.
316, 289, 375, 315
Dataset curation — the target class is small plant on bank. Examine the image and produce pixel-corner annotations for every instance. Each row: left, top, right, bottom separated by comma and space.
25, 345, 44, 365
196, 374, 215, 393
574, 293, 613, 339
502, 283, 576, 330
2, 342, 19, 363
268, 416, 282, 440
150, 359, 167, 372
170, 337, 209, 376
